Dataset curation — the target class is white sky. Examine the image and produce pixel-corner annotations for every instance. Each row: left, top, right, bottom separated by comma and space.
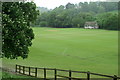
33, 0, 106, 9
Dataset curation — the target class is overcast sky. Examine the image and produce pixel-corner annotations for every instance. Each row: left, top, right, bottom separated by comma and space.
33, 0, 106, 9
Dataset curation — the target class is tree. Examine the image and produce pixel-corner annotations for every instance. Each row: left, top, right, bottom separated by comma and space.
99, 2, 118, 12
80, 2, 89, 12
89, 2, 98, 13
34, 2, 118, 29
97, 6, 105, 13
66, 3, 75, 9
47, 11, 57, 27
96, 12, 118, 30
2, 2, 39, 59
72, 12, 95, 28
35, 12, 49, 27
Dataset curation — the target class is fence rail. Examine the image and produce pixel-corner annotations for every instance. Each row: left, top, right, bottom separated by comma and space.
15, 64, 120, 80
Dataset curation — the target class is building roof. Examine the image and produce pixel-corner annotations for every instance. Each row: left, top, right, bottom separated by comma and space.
84, 21, 98, 26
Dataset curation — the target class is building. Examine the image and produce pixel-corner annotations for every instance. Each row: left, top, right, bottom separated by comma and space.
84, 21, 99, 29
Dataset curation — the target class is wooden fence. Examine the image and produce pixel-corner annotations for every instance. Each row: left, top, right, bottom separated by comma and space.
15, 64, 120, 80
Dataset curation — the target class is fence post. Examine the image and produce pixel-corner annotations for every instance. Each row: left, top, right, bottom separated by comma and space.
23, 66, 25, 74
69, 70, 72, 80
54, 68, 57, 80
35, 68, 37, 77
29, 67, 30, 76
44, 68, 46, 80
15, 65, 17, 72
87, 71, 90, 80
113, 75, 117, 80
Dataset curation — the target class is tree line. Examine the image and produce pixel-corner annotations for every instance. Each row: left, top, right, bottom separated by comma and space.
34, 2, 118, 30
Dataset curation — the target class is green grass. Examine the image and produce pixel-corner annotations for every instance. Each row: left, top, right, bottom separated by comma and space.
0, 71, 31, 78
3, 27, 118, 77
2, 72, 27, 78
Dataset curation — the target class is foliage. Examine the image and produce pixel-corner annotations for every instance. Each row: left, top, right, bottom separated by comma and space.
96, 12, 118, 30
34, 2, 118, 30
2, 71, 31, 78
2, 2, 39, 59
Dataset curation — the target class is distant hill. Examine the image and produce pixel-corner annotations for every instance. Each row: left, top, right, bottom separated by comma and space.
36, 7, 49, 13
